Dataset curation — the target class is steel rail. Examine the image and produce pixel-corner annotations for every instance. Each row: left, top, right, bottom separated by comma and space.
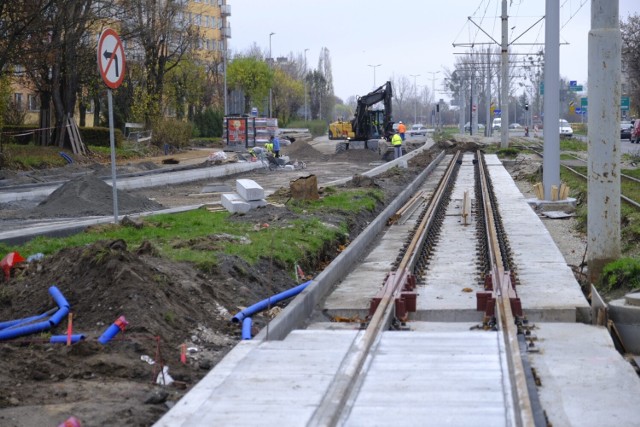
527, 145, 640, 209
477, 151, 534, 427
308, 152, 461, 427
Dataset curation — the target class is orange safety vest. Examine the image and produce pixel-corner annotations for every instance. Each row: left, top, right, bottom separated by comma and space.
398, 123, 406, 134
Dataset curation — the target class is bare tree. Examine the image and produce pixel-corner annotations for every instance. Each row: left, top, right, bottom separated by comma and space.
622, 14, 640, 116
119, 0, 198, 124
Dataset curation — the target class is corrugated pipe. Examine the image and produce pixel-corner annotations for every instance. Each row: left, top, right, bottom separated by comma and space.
50, 334, 86, 344
242, 317, 253, 340
231, 280, 312, 324
0, 286, 70, 341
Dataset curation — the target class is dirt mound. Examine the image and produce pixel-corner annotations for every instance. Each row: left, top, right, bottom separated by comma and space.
29, 174, 163, 218
0, 237, 307, 425
282, 139, 331, 162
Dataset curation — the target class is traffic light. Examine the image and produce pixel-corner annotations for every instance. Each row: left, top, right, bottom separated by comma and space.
525, 103, 529, 111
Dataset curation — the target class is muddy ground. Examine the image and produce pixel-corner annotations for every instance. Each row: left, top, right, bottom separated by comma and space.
0, 139, 439, 427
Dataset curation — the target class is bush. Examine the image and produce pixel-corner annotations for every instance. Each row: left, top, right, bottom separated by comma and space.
80, 126, 124, 148
152, 119, 193, 149
192, 108, 223, 138
286, 119, 327, 137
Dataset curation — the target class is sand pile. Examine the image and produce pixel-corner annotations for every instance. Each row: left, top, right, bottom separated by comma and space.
30, 174, 163, 218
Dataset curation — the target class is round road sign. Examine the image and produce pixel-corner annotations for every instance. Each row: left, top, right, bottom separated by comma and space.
97, 28, 126, 89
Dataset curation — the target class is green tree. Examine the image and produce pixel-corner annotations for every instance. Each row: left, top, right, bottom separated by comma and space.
272, 68, 303, 125
227, 56, 272, 114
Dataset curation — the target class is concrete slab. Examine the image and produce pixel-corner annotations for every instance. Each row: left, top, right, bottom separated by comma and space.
221, 193, 251, 213
529, 323, 640, 427
486, 155, 589, 322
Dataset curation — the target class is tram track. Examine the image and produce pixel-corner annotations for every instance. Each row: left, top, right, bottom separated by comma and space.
524, 141, 640, 209
308, 150, 541, 425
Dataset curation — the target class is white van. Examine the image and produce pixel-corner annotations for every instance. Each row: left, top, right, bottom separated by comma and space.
492, 118, 501, 130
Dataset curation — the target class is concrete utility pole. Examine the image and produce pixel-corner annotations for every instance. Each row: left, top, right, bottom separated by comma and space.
269, 32, 275, 117
304, 48, 309, 121
542, 0, 560, 200
459, 81, 466, 133
410, 74, 420, 123
500, 0, 509, 148
587, 0, 621, 281
485, 48, 492, 137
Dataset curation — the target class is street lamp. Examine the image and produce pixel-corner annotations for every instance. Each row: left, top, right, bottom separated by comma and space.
368, 64, 381, 88
426, 70, 440, 126
410, 74, 420, 124
304, 48, 309, 121
269, 32, 275, 118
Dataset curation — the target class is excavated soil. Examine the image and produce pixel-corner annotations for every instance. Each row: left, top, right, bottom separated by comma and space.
0, 139, 437, 427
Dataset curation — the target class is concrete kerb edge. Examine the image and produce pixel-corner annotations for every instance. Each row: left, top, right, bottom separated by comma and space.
255, 150, 446, 341
322, 142, 433, 188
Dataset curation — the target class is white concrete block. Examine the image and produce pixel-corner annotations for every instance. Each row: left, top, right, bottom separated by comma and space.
236, 179, 264, 201
247, 199, 268, 209
221, 193, 251, 213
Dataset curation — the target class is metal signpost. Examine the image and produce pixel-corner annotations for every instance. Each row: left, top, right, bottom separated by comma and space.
97, 28, 126, 224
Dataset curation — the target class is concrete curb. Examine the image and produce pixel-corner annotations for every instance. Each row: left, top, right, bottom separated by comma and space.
254, 148, 446, 341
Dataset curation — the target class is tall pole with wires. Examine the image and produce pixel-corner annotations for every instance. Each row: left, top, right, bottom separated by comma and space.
587, 0, 621, 279
500, 0, 509, 148
410, 74, 420, 124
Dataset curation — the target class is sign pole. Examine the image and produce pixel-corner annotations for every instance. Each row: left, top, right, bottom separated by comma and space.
97, 28, 126, 224
107, 89, 119, 223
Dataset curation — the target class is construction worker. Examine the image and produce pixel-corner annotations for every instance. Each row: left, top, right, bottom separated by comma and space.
391, 132, 403, 160
264, 139, 274, 154
397, 121, 406, 141
271, 134, 281, 158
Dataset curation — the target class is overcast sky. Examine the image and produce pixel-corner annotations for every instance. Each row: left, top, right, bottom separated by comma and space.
228, 0, 637, 102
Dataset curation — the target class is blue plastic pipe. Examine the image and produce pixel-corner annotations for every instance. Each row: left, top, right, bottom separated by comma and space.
48, 306, 69, 327
0, 320, 51, 341
0, 309, 56, 330
98, 316, 128, 344
50, 334, 85, 344
0, 287, 70, 341
242, 317, 253, 340
231, 280, 312, 323
49, 286, 70, 309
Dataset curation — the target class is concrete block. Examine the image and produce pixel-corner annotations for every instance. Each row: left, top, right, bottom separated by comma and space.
236, 179, 264, 201
247, 199, 268, 209
221, 193, 251, 214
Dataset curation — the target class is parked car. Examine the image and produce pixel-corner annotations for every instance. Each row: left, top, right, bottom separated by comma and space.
559, 119, 573, 138
408, 124, 428, 136
621, 121, 633, 140
464, 122, 486, 132
509, 123, 522, 129
492, 118, 501, 131
632, 119, 640, 143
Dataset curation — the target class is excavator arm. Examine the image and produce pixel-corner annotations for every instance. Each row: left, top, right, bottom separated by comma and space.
351, 81, 393, 141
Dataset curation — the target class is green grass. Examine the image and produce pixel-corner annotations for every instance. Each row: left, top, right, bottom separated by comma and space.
0, 189, 383, 275
559, 138, 587, 152
1, 144, 69, 169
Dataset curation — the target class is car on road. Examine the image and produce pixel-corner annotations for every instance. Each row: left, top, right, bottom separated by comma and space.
621, 121, 633, 140
464, 122, 485, 132
632, 119, 640, 143
408, 124, 428, 136
492, 118, 501, 131
509, 123, 522, 129
559, 119, 573, 138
